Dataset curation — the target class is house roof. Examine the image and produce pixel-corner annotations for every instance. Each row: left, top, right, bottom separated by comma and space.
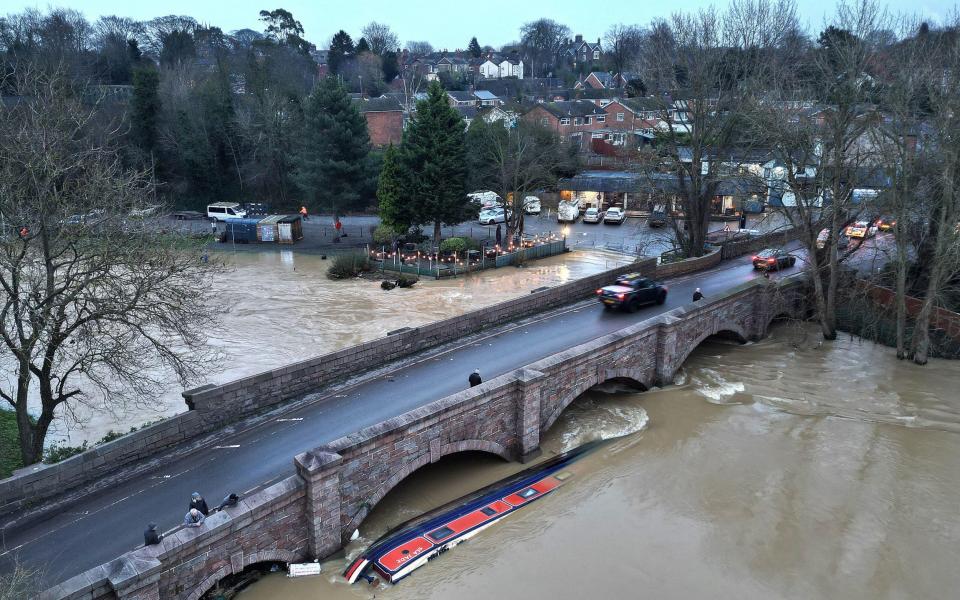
447, 90, 476, 102
352, 96, 403, 113
536, 100, 605, 118
587, 72, 613, 87
473, 90, 499, 101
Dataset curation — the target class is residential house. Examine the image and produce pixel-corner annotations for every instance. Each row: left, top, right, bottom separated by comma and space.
575, 71, 614, 90
473, 90, 501, 107
565, 35, 603, 69
523, 100, 608, 148
481, 105, 519, 128
454, 105, 479, 128
352, 96, 404, 147
447, 90, 478, 107
478, 57, 525, 79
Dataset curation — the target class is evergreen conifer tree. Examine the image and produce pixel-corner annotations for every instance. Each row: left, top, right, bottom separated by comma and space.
468, 37, 482, 58
294, 77, 376, 216
328, 30, 355, 75
400, 81, 469, 242
377, 144, 415, 233
131, 67, 160, 155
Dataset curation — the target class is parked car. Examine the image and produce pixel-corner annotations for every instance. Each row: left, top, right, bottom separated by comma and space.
468, 190, 502, 209
752, 248, 797, 270
583, 207, 602, 223
478, 206, 509, 225
596, 273, 668, 312
523, 196, 541, 215
648, 210, 667, 227
816, 228, 850, 250
603, 207, 626, 225
845, 220, 877, 239
557, 201, 580, 223
875, 216, 896, 232
207, 202, 247, 222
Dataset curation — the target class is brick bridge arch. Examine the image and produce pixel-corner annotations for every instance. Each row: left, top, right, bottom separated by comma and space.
341, 441, 511, 536
667, 322, 751, 377
541, 370, 650, 433
189, 548, 303, 600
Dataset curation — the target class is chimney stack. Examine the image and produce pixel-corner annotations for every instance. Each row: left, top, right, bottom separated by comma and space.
575, 34, 583, 44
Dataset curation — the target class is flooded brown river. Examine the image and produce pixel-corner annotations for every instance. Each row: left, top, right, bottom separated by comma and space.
50, 249, 633, 445
238, 323, 960, 600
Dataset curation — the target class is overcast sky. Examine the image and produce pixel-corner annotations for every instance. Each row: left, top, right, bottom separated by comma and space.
10, 0, 957, 49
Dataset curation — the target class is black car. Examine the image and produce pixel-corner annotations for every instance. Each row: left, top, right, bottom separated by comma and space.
648, 210, 667, 227
752, 249, 796, 270
596, 273, 668, 312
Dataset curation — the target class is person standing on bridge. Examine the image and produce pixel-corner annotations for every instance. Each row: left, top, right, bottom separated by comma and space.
693, 288, 704, 302
184, 508, 206, 528
190, 492, 210, 516
469, 369, 482, 387
144, 523, 163, 546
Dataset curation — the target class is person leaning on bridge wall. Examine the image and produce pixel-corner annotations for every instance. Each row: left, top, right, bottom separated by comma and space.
190, 492, 210, 516
183, 508, 205, 528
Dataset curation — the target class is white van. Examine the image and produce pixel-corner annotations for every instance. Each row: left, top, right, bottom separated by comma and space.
523, 196, 541, 215
468, 191, 502, 209
207, 202, 247, 221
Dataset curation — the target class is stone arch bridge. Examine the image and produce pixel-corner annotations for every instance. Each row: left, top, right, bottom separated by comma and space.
47, 277, 805, 600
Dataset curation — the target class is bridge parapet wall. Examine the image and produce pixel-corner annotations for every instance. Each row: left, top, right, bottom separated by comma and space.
44, 476, 309, 600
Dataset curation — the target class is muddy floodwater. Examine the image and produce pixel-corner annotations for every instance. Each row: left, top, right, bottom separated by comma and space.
238, 324, 960, 600
50, 249, 633, 446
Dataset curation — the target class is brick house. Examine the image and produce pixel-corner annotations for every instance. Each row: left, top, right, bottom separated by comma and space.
353, 96, 404, 147
575, 71, 614, 90
447, 90, 478, 107
565, 35, 602, 69
523, 100, 607, 148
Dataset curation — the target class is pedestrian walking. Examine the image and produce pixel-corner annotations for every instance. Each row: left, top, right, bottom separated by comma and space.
210, 220, 217, 235
144, 523, 162, 545
692, 288, 704, 302
183, 508, 205, 528
495, 224, 502, 247
190, 492, 209, 516
469, 369, 482, 387
299, 205, 309, 221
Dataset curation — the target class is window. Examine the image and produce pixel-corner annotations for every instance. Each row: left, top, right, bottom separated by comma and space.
574, 117, 582, 125
518, 487, 539, 499
592, 132, 604, 139
593, 50, 600, 60
428, 526, 455, 541
584, 116, 592, 125
560, 117, 570, 125
597, 115, 606, 123
540, 117, 549, 126
616, 112, 625, 122
480, 507, 498, 516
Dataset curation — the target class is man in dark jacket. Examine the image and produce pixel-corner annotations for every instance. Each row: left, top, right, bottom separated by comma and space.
216, 493, 240, 512
495, 224, 502, 247
190, 492, 209, 516
469, 369, 482, 387
693, 288, 704, 302
144, 523, 162, 546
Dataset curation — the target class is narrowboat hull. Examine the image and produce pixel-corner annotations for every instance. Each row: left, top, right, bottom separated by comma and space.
343, 440, 603, 585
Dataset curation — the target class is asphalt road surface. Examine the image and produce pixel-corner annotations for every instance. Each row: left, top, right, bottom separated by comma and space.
1, 249, 804, 588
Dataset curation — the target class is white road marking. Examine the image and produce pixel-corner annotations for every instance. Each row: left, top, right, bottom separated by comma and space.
276, 418, 304, 422
213, 445, 241, 449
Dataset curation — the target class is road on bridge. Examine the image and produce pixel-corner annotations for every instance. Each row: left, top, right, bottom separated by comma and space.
2, 245, 812, 587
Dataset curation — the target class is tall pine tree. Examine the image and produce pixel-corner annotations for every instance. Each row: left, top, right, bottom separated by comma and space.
377, 144, 415, 233
401, 81, 468, 242
328, 30, 354, 75
468, 37, 482, 58
130, 67, 160, 156
294, 77, 376, 216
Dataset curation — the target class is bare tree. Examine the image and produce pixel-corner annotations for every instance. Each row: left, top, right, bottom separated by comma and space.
406, 40, 433, 56
467, 119, 576, 240
604, 24, 644, 82
361, 21, 398, 56
520, 18, 570, 78
0, 68, 221, 466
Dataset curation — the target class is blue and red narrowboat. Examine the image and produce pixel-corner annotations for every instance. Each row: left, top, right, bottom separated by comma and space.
343, 440, 602, 585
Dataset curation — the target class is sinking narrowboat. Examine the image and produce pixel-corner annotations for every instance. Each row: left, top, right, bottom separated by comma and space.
343, 440, 603, 585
